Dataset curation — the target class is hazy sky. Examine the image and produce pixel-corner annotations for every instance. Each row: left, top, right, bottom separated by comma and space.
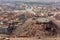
1, 0, 60, 2
24, 0, 60, 2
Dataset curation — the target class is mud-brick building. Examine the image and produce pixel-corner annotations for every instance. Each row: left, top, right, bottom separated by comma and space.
12, 16, 57, 38
0, 16, 57, 38
36, 17, 57, 36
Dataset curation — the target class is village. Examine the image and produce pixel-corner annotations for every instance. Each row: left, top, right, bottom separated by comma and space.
0, 1, 60, 40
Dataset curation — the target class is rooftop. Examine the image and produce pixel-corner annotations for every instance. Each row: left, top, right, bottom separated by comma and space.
36, 17, 51, 23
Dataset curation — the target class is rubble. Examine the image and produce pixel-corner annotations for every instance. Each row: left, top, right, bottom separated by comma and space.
12, 17, 57, 38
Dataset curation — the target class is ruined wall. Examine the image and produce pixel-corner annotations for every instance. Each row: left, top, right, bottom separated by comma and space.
12, 18, 57, 38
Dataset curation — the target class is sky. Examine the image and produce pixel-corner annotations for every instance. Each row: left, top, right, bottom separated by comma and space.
24, 0, 60, 2
0, 0, 60, 2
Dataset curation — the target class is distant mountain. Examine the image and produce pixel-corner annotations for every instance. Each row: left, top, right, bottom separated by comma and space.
0, 0, 60, 7
0, 0, 60, 3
